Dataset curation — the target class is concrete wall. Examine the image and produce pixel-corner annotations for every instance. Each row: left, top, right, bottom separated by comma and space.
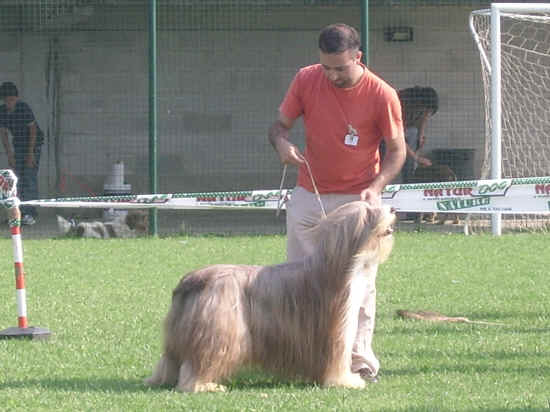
0, 3, 490, 199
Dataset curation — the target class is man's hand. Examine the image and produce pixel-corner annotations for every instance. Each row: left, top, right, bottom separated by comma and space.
360, 187, 382, 207
268, 114, 304, 166
416, 155, 432, 167
275, 138, 305, 166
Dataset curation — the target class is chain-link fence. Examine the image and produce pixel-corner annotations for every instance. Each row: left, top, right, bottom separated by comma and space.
3, 0, 547, 237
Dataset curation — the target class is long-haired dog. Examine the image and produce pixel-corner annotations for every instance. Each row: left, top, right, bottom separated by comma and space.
57, 210, 148, 238
145, 201, 396, 392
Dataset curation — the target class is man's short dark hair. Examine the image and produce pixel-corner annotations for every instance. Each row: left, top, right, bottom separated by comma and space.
0, 82, 18, 98
318, 23, 361, 54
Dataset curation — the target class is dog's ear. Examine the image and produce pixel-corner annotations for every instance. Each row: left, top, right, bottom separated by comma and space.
126, 210, 149, 232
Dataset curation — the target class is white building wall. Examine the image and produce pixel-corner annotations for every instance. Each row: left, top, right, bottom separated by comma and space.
0, 3, 487, 197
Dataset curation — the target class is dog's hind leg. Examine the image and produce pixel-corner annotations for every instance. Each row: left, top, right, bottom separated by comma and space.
144, 354, 179, 387
175, 361, 227, 393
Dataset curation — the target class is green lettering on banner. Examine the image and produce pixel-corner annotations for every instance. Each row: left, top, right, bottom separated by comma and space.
252, 192, 280, 201
437, 197, 490, 211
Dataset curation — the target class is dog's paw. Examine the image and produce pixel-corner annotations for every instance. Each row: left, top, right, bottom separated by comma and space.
323, 373, 366, 389
178, 382, 227, 393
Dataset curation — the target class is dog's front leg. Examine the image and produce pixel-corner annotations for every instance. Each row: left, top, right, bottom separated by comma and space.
175, 361, 227, 393
321, 271, 369, 390
144, 354, 179, 387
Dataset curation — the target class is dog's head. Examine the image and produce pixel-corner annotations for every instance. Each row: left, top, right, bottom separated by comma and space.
125, 210, 149, 233
315, 201, 395, 269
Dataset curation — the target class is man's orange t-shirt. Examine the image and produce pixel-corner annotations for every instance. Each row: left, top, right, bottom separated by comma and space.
279, 64, 403, 194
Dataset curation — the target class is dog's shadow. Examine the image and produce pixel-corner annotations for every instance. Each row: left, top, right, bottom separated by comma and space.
0, 372, 317, 394
225, 369, 313, 391
0, 377, 147, 394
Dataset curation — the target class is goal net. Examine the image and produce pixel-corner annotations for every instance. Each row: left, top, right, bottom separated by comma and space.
469, 6, 550, 232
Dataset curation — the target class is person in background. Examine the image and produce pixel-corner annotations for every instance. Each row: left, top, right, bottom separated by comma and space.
398, 86, 439, 183
268, 23, 406, 382
0, 81, 44, 225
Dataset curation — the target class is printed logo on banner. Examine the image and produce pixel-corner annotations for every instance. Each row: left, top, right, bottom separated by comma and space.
252, 191, 285, 202
437, 196, 491, 211
535, 183, 550, 196
471, 180, 512, 197
130, 194, 172, 204
196, 195, 247, 202
195, 191, 286, 208
197, 200, 267, 208
423, 187, 473, 198
382, 184, 400, 200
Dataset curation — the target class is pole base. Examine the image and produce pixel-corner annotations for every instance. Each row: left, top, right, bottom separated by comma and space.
0, 326, 52, 340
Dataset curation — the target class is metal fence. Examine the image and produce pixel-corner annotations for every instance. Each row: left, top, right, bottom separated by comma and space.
4, 0, 547, 237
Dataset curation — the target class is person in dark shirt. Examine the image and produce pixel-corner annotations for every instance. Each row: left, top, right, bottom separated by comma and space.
0, 82, 44, 225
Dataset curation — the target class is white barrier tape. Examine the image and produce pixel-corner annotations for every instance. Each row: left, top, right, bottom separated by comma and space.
11, 176, 550, 215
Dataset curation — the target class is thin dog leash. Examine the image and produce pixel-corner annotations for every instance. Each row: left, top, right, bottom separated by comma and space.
276, 158, 327, 219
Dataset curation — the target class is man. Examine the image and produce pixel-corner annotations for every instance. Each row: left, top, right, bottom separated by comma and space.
268, 23, 406, 382
399, 86, 439, 183
0, 81, 44, 225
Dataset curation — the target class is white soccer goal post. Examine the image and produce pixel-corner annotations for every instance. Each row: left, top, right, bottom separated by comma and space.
470, 3, 550, 235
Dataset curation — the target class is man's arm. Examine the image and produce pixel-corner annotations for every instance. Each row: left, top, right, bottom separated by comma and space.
361, 136, 406, 204
268, 112, 305, 166
406, 141, 432, 167
26, 121, 37, 167
1, 127, 15, 169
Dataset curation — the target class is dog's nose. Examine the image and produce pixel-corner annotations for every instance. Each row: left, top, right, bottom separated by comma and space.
390, 207, 396, 214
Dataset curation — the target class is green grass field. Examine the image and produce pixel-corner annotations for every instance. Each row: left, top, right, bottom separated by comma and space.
0, 233, 548, 411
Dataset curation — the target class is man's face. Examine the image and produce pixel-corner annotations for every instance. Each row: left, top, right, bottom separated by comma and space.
320, 49, 361, 88
3, 96, 17, 112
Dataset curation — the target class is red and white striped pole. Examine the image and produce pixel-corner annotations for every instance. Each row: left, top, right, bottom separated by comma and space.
10, 205, 28, 329
0, 169, 50, 340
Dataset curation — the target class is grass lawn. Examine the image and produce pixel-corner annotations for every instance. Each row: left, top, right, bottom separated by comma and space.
0, 232, 548, 411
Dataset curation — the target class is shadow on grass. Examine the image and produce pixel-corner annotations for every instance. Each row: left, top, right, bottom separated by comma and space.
0, 377, 149, 393
0, 377, 155, 393
0, 373, 314, 394
226, 373, 313, 391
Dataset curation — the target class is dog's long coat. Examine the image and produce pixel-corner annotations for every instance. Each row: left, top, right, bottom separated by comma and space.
145, 201, 395, 392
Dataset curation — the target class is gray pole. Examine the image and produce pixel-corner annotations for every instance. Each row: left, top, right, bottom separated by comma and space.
148, 0, 158, 235
360, 0, 369, 65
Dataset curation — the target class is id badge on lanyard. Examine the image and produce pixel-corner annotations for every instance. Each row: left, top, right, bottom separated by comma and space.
344, 124, 359, 147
